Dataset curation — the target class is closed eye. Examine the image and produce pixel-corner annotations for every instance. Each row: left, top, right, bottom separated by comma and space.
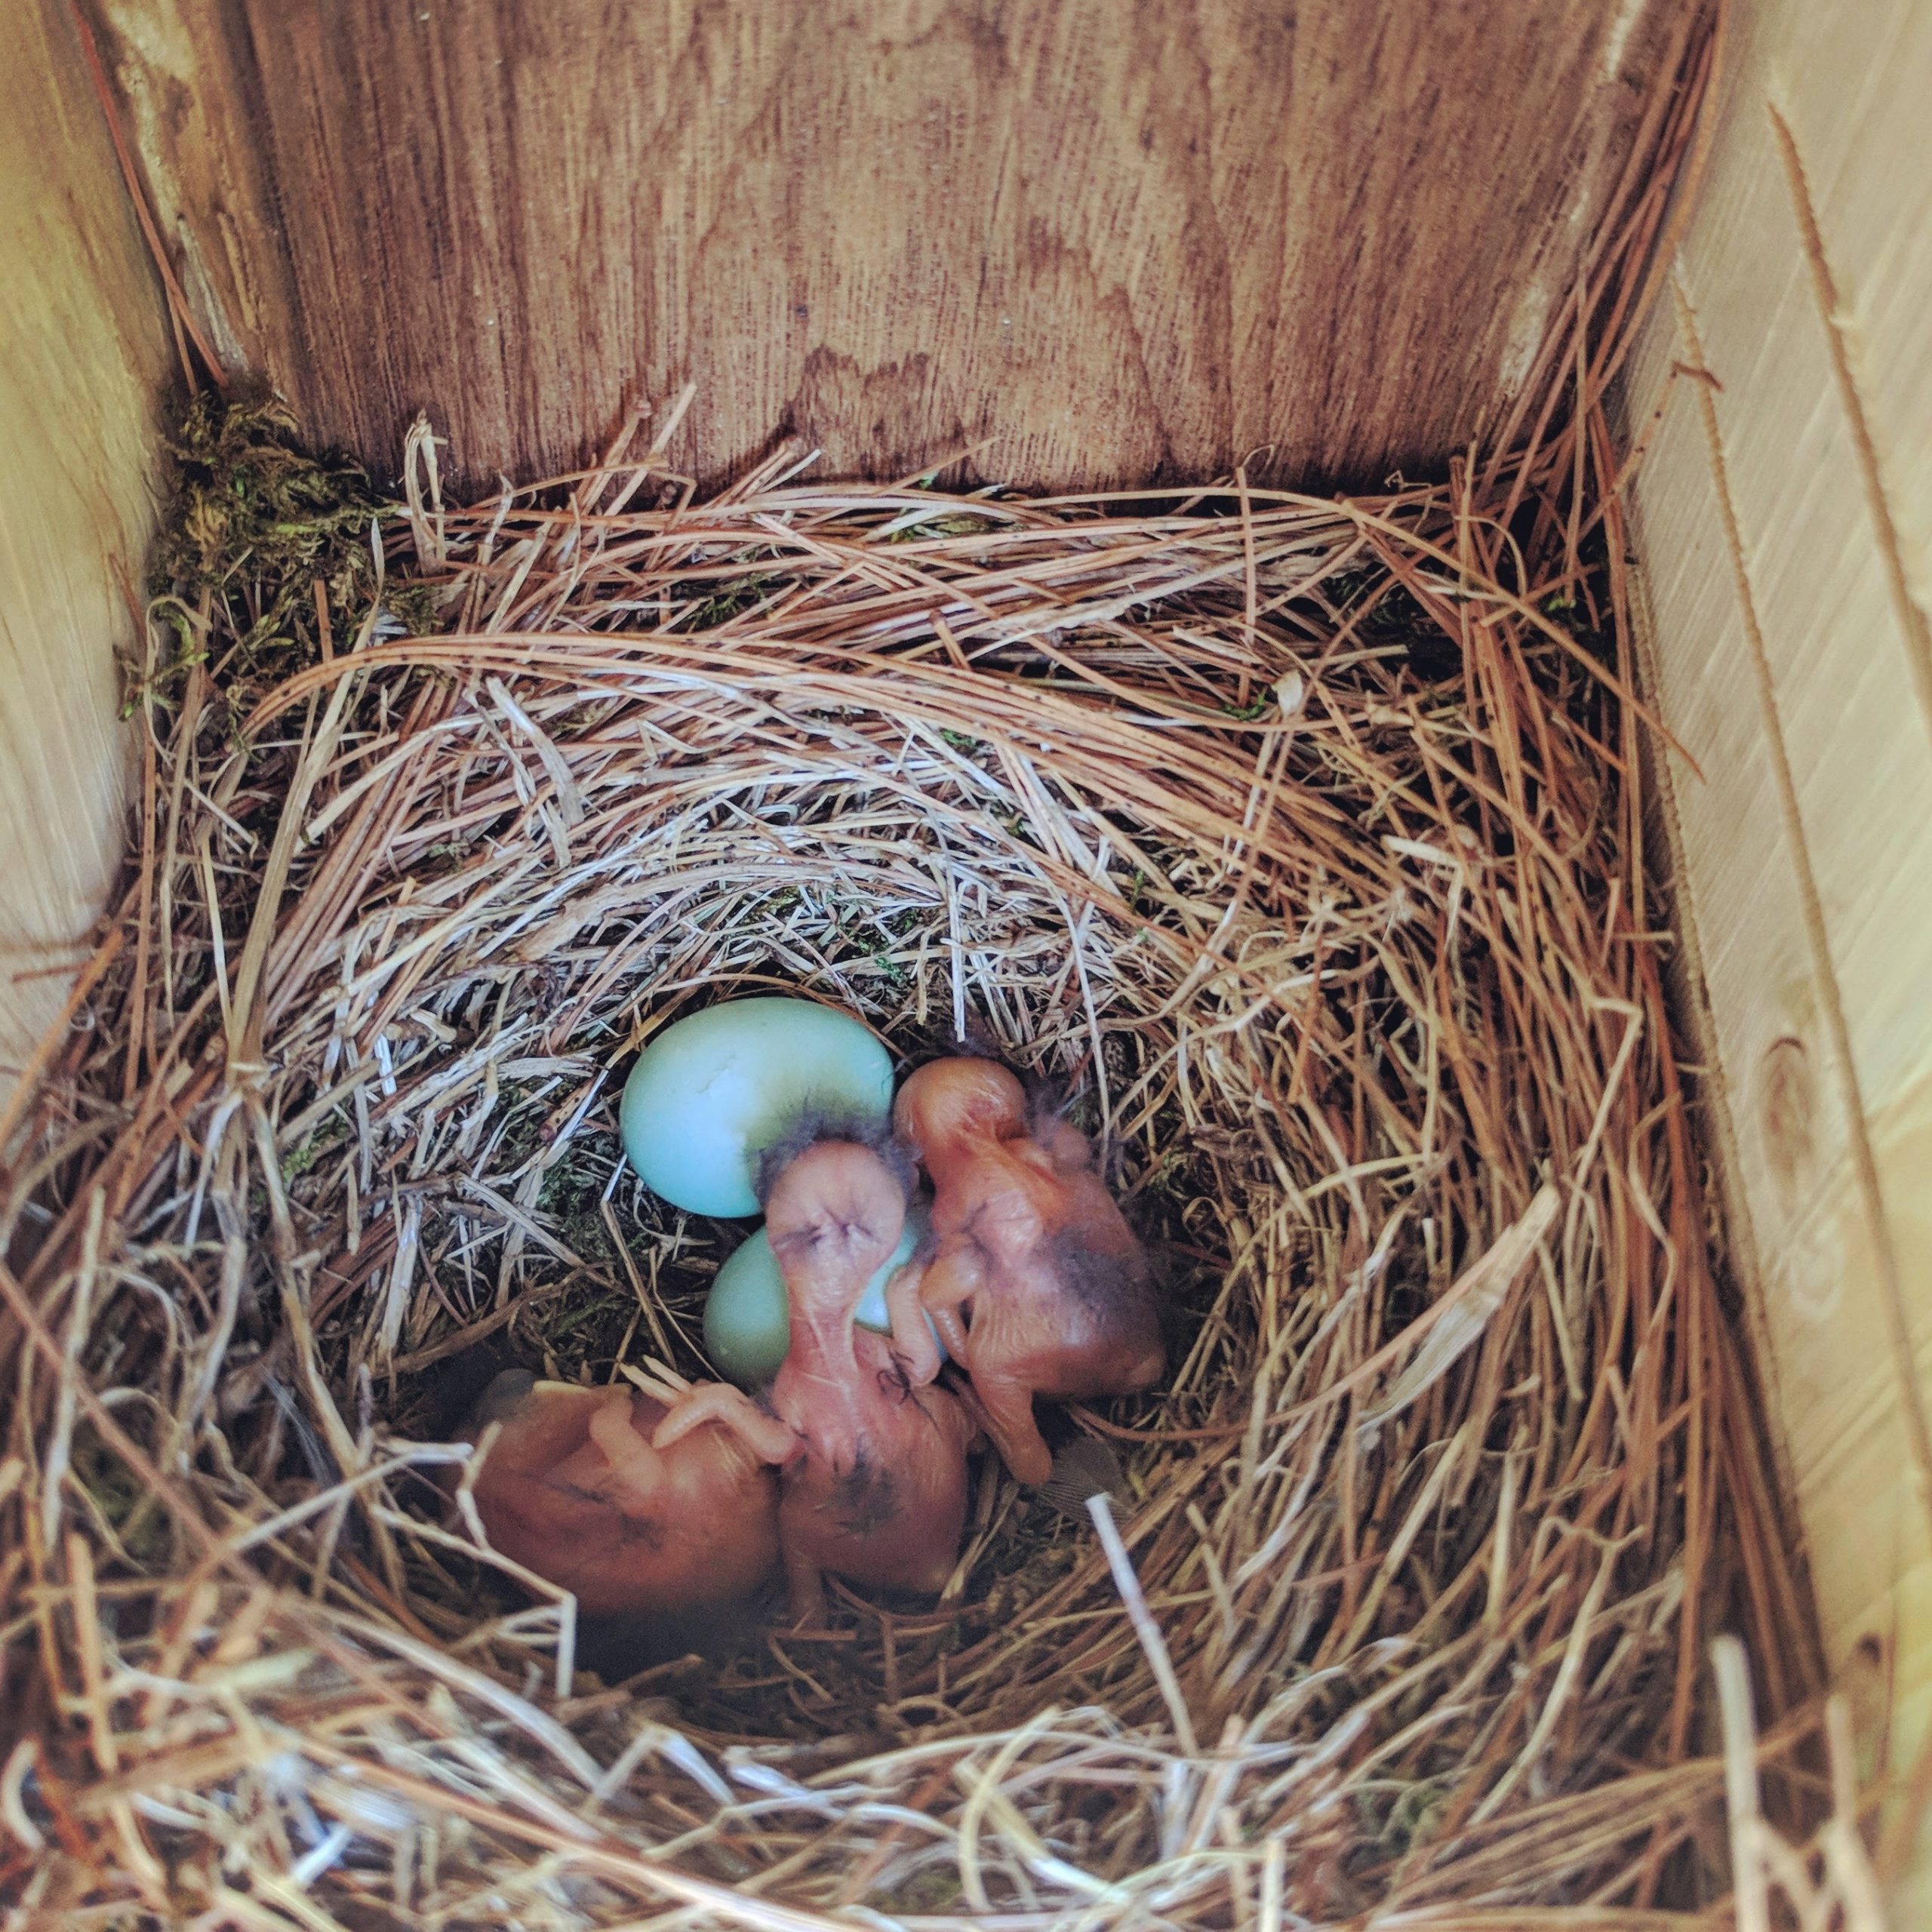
774, 1215, 880, 1257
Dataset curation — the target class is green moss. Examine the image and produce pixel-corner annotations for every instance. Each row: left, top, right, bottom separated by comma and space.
154, 392, 380, 597
72, 1424, 171, 1567
547, 1289, 628, 1340
133, 391, 399, 712
383, 580, 443, 636
887, 512, 992, 542
871, 1867, 964, 1913
279, 1116, 348, 1184
537, 1134, 621, 1266
684, 571, 773, 630
1357, 1777, 1452, 1860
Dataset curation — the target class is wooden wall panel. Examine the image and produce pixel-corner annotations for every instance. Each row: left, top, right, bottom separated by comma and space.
0, 0, 169, 1105
1624, 0, 1932, 1912
86, 0, 1684, 495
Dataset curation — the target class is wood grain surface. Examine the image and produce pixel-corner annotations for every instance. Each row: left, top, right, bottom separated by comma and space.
0, 0, 168, 1102
1624, 0, 1932, 1912
85, 0, 1681, 494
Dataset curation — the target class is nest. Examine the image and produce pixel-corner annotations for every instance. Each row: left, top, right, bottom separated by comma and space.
4, 20, 1866, 1927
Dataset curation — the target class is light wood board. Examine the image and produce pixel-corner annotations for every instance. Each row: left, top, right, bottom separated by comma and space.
0, 0, 169, 1103
85, 0, 1684, 494
1624, 0, 1932, 1912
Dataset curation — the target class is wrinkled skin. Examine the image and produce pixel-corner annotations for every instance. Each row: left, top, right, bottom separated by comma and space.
891, 1057, 1164, 1487
449, 1370, 780, 1618
657, 1141, 977, 1623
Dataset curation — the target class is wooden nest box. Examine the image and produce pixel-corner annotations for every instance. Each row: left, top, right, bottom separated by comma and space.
2, 1, 1929, 1923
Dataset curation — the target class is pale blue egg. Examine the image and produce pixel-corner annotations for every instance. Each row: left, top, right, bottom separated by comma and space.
705, 1204, 943, 1386
620, 998, 895, 1217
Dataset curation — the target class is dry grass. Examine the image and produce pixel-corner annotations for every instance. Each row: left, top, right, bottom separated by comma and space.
0, 6, 1887, 1926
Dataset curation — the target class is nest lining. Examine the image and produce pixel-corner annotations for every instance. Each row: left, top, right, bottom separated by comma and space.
0, 385, 1822, 1924
3, 14, 1853, 1915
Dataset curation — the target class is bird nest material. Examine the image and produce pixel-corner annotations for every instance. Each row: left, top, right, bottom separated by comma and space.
0, 424, 1823, 1918
1, 33, 1856, 1932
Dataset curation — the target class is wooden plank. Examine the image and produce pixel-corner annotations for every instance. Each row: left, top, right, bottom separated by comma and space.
1623, 0, 1932, 1912
85, 0, 1684, 494
0, 0, 170, 1103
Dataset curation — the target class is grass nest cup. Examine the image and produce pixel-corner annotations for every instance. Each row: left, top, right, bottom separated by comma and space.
0, 40, 1835, 1921
1, 396, 1819, 1924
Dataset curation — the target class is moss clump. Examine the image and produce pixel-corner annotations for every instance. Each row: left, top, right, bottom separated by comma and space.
136, 392, 395, 712
72, 1423, 172, 1568
155, 390, 381, 590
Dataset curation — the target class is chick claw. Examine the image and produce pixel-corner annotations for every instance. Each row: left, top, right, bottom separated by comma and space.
915, 1241, 983, 1372
883, 1262, 942, 1386
652, 1382, 798, 1465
